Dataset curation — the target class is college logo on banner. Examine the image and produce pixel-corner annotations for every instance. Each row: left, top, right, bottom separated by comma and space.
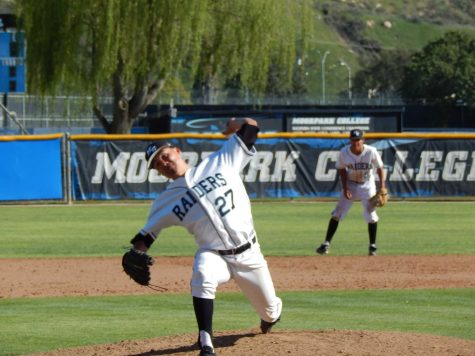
71, 138, 475, 200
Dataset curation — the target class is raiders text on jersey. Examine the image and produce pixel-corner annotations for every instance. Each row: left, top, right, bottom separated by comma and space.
172, 173, 228, 221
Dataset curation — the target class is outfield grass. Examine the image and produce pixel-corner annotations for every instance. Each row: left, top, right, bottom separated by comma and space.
0, 201, 474, 257
0, 289, 474, 355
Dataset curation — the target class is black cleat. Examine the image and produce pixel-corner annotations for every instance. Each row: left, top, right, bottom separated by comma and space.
369, 244, 377, 256
316, 242, 330, 255
199, 345, 216, 356
260, 317, 281, 334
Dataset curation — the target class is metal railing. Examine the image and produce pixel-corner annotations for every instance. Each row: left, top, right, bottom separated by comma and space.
0, 100, 29, 134
1, 94, 97, 129
1, 92, 407, 134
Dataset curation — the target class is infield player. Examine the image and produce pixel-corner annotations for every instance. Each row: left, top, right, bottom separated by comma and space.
130, 117, 282, 356
316, 129, 385, 256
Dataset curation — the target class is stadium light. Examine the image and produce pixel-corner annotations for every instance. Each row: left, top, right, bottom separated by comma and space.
340, 60, 352, 103
321, 51, 330, 104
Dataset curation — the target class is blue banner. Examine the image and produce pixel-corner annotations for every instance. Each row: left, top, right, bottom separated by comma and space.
71, 137, 475, 200
0, 138, 63, 201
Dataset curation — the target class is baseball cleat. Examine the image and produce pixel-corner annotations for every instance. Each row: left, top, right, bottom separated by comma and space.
316, 242, 330, 255
260, 316, 281, 334
199, 345, 216, 356
369, 244, 377, 256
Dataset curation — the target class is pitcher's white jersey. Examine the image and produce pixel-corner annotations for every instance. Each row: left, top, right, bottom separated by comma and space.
336, 144, 383, 183
141, 134, 255, 250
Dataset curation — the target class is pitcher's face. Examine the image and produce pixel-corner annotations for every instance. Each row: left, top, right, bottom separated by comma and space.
151, 146, 184, 179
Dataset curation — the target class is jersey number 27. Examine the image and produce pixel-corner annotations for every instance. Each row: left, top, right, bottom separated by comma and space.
215, 189, 235, 217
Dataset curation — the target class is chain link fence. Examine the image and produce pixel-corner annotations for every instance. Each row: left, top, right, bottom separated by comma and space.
1, 92, 407, 134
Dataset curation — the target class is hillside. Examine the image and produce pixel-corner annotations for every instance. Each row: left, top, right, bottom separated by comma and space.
306, 0, 475, 102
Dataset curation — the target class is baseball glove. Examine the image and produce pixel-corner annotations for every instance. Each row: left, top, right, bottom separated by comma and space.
370, 187, 389, 208
122, 248, 154, 286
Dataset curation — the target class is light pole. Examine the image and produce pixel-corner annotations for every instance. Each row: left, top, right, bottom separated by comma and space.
321, 50, 330, 104
340, 60, 352, 103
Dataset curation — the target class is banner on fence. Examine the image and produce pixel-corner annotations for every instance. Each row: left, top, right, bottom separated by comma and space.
71, 137, 475, 200
286, 114, 400, 133
170, 115, 284, 133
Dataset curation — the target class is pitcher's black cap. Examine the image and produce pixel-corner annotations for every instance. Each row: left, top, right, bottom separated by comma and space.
145, 142, 173, 169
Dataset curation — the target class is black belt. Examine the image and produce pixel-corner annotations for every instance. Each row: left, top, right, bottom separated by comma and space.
349, 180, 365, 184
217, 236, 257, 256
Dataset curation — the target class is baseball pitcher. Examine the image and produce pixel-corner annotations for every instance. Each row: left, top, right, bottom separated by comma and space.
122, 118, 282, 356
316, 129, 386, 256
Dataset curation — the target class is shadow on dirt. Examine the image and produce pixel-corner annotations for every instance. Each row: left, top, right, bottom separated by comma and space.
130, 332, 257, 355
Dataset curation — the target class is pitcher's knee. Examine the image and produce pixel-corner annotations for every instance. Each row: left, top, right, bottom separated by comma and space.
191, 269, 217, 299
191, 280, 217, 299
262, 297, 282, 322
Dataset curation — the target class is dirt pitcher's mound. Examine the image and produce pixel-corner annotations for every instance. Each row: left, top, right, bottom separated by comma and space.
31, 330, 475, 356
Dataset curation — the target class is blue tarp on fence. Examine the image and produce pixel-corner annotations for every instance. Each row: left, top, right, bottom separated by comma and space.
1, 134, 474, 201
0, 138, 63, 200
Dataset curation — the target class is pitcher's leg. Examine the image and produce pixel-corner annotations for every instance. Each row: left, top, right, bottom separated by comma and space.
191, 250, 230, 354
232, 248, 282, 329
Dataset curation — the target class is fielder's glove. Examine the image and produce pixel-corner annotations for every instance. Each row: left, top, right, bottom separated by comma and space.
370, 187, 389, 208
122, 248, 154, 286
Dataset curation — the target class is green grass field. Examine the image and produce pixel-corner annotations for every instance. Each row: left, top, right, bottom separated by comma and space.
1, 201, 474, 257
1, 289, 474, 355
0, 201, 474, 355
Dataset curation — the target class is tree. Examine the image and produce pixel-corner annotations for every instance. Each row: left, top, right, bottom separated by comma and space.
192, 0, 313, 104
353, 50, 412, 100
401, 31, 475, 106
18, 0, 313, 133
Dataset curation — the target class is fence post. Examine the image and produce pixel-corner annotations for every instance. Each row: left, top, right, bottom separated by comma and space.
63, 133, 73, 205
